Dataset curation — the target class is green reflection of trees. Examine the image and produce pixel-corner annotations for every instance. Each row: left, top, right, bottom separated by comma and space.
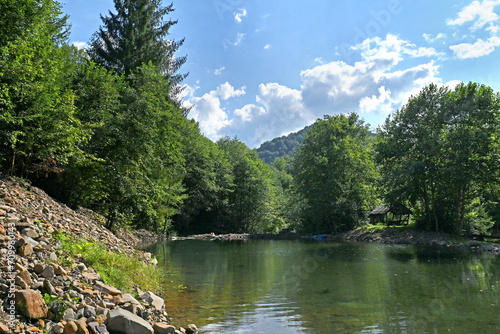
149, 241, 500, 333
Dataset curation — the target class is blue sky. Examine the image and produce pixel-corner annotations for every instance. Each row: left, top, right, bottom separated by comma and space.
63, 0, 500, 148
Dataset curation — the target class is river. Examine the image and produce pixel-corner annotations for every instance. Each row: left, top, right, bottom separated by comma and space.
146, 240, 500, 333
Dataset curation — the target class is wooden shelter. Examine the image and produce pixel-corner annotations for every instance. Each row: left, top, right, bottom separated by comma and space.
369, 204, 412, 225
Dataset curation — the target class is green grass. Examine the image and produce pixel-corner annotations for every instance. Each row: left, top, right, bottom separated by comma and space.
53, 232, 163, 295
358, 223, 389, 232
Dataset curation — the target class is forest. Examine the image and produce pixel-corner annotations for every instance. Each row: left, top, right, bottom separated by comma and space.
1, 0, 500, 237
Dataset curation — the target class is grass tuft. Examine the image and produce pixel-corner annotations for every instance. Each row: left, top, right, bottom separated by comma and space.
54, 232, 162, 295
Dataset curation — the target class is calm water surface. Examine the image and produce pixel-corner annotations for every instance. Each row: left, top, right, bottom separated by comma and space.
147, 240, 500, 333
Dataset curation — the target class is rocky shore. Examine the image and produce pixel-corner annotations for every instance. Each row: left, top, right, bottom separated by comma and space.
0, 178, 197, 334
183, 228, 500, 256
338, 227, 500, 255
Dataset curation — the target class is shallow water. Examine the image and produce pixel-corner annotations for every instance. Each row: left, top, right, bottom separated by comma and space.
147, 240, 500, 333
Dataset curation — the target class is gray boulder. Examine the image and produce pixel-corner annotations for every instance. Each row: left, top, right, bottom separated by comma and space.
141, 291, 164, 310
106, 308, 153, 334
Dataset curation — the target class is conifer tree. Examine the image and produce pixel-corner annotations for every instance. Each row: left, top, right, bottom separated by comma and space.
88, 0, 187, 112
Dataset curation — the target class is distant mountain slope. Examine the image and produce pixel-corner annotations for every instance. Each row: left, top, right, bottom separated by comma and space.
256, 125, 312, 164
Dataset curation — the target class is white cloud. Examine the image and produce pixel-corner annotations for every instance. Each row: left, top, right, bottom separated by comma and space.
188, 82, 246, 140
188, 34, 443, 147
234, 33, 246, 46
72, 41, 88, 49
447, 0, 500, 58
359, 86, 394, 114
223, 33, 246, 48
189, 92, 229, 140
233, 104, 265, 122
216, 82, 246, 100
314, 57, 325, 64
234, 8, 247, 23
450, 36, 500, 58
447, 0, 500, 30
423, 33, 447, 43
214, 66, 226, 76
264, 44, 272, 50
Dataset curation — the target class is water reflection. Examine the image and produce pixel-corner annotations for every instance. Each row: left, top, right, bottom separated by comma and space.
147, 240, 500, 333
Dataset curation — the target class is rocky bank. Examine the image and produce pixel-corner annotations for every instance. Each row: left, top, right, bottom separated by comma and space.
0, 178, 198, 334
338, 226, 500, 255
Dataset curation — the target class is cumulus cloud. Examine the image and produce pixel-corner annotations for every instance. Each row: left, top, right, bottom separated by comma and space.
72, 41, 88, 49
264, 44, 272, 50
188, 82, 246, 140
216, 82, 246, 100
234, 8, 247, 23
447, 0, 500, 30
225, 83, 313, 147
186, 34, 442, 147
450, 36, 500, 58
447, 1, 500, 58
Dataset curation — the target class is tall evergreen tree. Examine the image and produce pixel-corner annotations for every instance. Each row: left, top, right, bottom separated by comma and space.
88, 0, 187, 112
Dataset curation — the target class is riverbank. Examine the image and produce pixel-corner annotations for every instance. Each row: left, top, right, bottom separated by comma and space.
0, 178, 197, 334
182, 227, 500, 256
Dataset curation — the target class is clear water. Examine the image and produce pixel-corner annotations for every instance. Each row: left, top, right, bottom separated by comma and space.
147, 240, 500, 333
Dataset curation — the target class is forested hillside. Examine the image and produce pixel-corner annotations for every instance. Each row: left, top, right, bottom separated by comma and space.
256, 126, 311, 164
2, 0, 499, 237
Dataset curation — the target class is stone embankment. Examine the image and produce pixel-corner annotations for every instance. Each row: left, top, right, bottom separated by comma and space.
0, 178, 198, 334
338, 227, 500, 255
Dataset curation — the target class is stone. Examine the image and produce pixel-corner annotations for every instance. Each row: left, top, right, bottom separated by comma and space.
63, 308, 75, 321
83, 307, 96, 319
106, 308, 153, 334
0, 205, 14, 212
82, 272, 99, 281
87, 322, 109, 334
53, 323, 64, 334
75, 318, 90, 334
43, 279, 56, 296
23, 236, 39, 247
141, 291, 164, 310
63, 321, 78, 334
153, 323, 176, 334
48, 252, 58, 262
76, 263, 87, 272
15, 289, 49, 319
19, 243, 33, 256
0, 224, 5, 235
18, 268, 33, 286
185, 324, 198, 334
15, 275, 29, 289
21, 228, 40, 239
41, 265, 55, 280
94, 281, 121, 296
50, 263, 67, 276
0, 322, 9, 334
34, 263, 45, 274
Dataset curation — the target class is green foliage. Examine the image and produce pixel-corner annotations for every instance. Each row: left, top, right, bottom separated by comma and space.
88, 0, 187, 111
54, 232, 162, 293
376, 82, 500, 235
0, 0, 86, 176
216, 137, 285, 233
256, 126, 312, 164
292, 114, 378, 233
